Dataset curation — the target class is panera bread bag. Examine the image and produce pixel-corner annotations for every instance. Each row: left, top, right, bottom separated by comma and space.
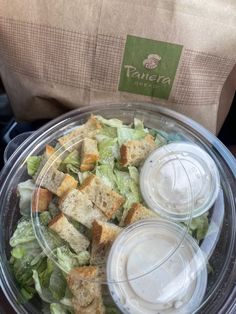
0, 0, 236, 133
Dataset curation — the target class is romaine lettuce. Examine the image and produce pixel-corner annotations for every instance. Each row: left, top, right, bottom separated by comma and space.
117, 128, 147, 145
26, 156, 42, 176
77, 171, 91, 185
97, 124, 117, 139
134, 118, 144, 130
33, 258, 67, 303
96, 164, 117, 189
98, 138, 119, 165
56, 246, 90, 272
17, 179, 35, 217
95, 115, 124, 128
114, 168, 142, 209
189, 214, 209, 242
10, 219, 35, 247
50, 303, 71, 314
59, 150, 80, 177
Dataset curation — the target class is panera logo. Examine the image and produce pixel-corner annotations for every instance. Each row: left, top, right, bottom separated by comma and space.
143, 54, 161, 70
124, 65, 171, 85
119, 35, 183, 99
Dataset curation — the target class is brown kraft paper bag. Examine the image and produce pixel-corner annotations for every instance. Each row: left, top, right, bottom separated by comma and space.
0, 0, 236, 134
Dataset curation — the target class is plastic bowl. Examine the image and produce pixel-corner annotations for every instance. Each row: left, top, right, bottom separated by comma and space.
0, 103, 235, 314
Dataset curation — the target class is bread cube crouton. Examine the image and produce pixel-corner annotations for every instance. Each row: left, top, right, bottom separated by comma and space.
59, 189, 106, 228
92, 220, 122, 245
79, 175, 125, 219
35, 145, 61, 180
32, 188, 52, 212
49, 213, 89, 253
72, 297, 105, 314
58, 116, 102, 150
40, 168, 78, 197
67, 266, 103, 309
56, 173, 78, 197
120, 134, 156, 167
124, 203, 157, 225
90, 220, 122, 267
80, 138, 99, 172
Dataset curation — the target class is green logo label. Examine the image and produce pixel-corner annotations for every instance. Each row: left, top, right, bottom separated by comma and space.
119, 35, 183, 99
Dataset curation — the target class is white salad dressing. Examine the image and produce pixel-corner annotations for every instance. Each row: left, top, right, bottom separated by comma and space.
107, 219, 207, 314
140, 142, 220, 220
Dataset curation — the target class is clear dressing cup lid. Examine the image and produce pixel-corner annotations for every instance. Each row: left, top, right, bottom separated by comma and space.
140, 142, 220, 221
107, 219, 208, 314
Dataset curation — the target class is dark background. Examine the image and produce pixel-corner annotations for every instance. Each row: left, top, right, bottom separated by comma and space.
0, 79, 235, 313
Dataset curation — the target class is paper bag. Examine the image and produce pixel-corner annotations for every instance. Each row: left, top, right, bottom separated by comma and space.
0, 0, 235, 133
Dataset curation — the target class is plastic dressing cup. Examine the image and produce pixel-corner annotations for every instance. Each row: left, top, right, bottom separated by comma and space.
140, 142, 220, 220
107, 219, 207, 314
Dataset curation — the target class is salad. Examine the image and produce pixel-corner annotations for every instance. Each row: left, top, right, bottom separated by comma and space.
9, 115, 209, 314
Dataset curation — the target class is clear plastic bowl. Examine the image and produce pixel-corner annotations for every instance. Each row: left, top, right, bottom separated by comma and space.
0, 103, 235, 314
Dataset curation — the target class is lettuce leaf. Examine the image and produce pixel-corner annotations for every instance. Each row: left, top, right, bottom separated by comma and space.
17, 179, 35, 217
40, 226, 66, 252
183, 213, 209, 242
26, 156, 42, 177
9, 219, 67, 303
98, 138, 119, 165
95, 115, 124, 128
97, 125, 117, 140
49, 267, 67, 301
117, 127, 147, 145
128, 166, 139, 183
114, 169, 141, 209
59, 150, 80, 176
20, 286, 36, 301
40, 211, 52, 226
105, 307, 121, 314
11, 239, 47, 293
10, 219, 35, 247
134, 118, 144, 130
33, 270, 55, 303
189, 214, 209, 242
56, 246, 90, 272
96, 164, 117, 189
48, 201, 61, 219
50, 303, 71, 314
77, 171, 91, 185
33, 259, 67, 303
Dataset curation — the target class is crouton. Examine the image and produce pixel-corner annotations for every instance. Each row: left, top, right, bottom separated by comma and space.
35, 145, 61, 174
58, 116, 102, 150
59, 189, 106, 228
56, 173, 78, 197
32, 187, 52, 212
40, 168, 78, 197
72, 297, 105, 314
90, 220, 122, 266
49, 213, 89, 253
92, 220, 121, 245
123, 203, 157, 225
79, 175, 125, 219
67, 266, 103, 309
35, 145, 61, 180
80, 138, 99, 172
120, 134, 156, 167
